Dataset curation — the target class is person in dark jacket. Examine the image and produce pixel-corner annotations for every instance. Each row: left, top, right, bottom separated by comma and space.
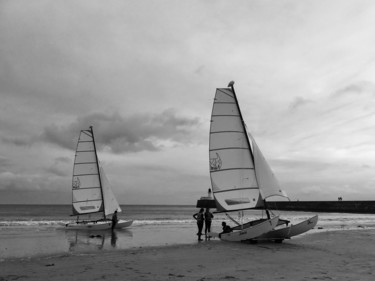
193, 208, 204, 241
204, 208, 214, 238
111, 210, 118, 230
219, 221, 232, 238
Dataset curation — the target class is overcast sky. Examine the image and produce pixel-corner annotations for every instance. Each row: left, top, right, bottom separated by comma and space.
1, 0, 375, 205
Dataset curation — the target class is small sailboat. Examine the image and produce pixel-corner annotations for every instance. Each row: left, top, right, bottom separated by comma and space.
207, 82, 318, 242
65, 126, 133, 230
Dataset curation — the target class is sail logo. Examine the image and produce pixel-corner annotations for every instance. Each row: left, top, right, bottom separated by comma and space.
210, 153, 222, 171
225, 198, 250, 205
72, 177, 81, 189
80, 206, 96, 210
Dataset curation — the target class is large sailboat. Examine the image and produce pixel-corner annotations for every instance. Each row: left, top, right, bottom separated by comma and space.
207, 82, 318, 242
65, 126, 133, 230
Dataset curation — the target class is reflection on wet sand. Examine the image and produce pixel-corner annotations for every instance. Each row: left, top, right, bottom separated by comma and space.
66, 229, 133, 251
111, 231, 117, 247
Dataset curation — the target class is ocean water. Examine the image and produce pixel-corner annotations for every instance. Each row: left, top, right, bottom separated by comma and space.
0, 204, 197, 227
1, 204, 375, 260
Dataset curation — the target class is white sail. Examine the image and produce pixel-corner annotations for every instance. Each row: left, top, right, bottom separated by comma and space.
249, 134, 288, 199
72, 129, 103, 215
207, 84, 317, 242
209, 88, 261, 212
100, 167, 122, 216
209, 86, 287, 212
71, 127, 121, 217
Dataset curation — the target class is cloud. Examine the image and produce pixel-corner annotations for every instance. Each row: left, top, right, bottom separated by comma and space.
330, 81, 375, 99
1, 136, 35, 147
0, 171, 63, 192
40, 109, 202, 153
44, 157, 71, 177
288, 96, 313, 111
0, 155, 12, 172
2, 0, 375, 204
45, 166, 68, 177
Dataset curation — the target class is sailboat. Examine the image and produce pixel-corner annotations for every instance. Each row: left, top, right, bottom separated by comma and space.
65, 126, 133, 230
207, 81, 318, 242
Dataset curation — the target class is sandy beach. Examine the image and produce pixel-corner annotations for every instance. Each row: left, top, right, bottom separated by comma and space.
1, 228, 374, 281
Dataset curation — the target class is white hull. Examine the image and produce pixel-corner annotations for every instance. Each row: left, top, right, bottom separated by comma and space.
65, 219, 133, 230
209, 216, 279, 242
255, 215, 318, 241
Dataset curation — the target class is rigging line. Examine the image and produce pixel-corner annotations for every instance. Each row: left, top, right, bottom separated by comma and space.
81, 130, 92, 138
226, 213, 241, 226
213, 206, 258, 214
90, 126, 106, 220
229, 83, 260, 192
217, 88, 235, 99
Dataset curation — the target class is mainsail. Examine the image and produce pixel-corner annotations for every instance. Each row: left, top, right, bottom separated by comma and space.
209, 86, 287, 213
72, 127, 121, 217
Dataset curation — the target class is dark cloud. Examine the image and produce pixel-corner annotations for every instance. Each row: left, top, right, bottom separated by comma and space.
330, 81, 375, 99
288, 96, 313, 111
55, 157, 71, 164
0, 190, 69, 204
194, 65, 205, 74
44, 157, 71, 177
0, 171, 69, 203
1, 136, 34, 146
40, 109, 201, 153
45, 166, 68, 177
0, 172, 55, 191
0, 156, 12, 172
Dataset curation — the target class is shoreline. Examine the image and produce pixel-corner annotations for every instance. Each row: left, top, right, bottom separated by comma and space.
0, 222, 198, 260
2, 228, 375, 280
2, 212, 375, 259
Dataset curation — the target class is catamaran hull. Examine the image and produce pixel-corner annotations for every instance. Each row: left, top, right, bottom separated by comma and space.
255, 215, 318, 241
65, 219, 133, 230
209, 216, 279, 242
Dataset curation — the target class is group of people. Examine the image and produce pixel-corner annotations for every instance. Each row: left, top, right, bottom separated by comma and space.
193, 208, 234, 241
113, 207, 232, 240
193, 208, 214, 241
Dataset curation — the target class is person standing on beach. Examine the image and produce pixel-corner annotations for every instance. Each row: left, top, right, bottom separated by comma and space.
204, 208, 214, 239
193, 208, 204, 241
111, 210, 118, 230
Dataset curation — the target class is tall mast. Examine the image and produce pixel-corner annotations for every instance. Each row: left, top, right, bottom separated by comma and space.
228, 81, 255, 168
90, 126, 106, 219
229, 81, 269, 216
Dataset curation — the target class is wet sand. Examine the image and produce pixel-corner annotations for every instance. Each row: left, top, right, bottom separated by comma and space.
1, 229, 374, 281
